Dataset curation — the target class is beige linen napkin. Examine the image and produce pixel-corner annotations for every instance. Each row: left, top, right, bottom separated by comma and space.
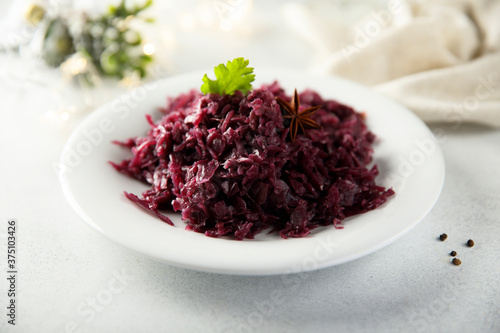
283, 0, 500, 127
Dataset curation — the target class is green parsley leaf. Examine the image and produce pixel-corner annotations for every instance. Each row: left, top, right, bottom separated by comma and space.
201, 57, 255, 95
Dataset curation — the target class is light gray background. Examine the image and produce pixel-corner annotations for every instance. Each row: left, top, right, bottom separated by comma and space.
1, 0, 499, 332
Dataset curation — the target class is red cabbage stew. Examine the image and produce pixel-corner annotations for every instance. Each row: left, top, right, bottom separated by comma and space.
110, 82, 394, 240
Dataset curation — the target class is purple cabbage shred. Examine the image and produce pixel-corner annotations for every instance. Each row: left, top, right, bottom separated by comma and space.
110, 82, 395, 240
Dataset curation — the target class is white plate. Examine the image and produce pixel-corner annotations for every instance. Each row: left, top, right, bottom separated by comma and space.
59, 69, 445, 275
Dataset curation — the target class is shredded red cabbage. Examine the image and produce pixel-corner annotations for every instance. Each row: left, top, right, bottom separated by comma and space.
110, 82, 394, 240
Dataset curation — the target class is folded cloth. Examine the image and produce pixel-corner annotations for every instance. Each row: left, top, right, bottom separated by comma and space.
284, 0, 500, 127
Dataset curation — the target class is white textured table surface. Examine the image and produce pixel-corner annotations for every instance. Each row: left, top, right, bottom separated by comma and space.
1, 1, 500, 332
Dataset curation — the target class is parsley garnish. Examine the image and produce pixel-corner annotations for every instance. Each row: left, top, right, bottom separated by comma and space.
201, 57, 255, 95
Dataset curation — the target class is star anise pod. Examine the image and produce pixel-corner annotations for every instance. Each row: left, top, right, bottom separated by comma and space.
276, 89, 322, 142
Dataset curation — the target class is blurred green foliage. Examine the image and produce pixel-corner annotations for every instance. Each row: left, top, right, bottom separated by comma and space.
42, 0, 154, 80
